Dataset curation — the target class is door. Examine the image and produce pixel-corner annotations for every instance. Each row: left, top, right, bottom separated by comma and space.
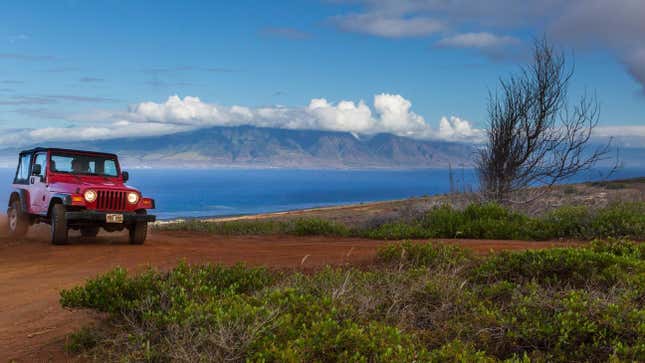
29, 152, 48, 214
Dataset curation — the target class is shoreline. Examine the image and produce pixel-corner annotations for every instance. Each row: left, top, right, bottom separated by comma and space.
153, 197, 419, 224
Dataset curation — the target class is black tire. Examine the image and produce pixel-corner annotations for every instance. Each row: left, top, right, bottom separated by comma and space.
129, 210, 147, 245
7, 199, 29, 238
51, 203, 68, 245
80, 226, 100, 238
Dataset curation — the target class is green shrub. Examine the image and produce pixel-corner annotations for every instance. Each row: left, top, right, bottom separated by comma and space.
289, 218, 350, 236
427, 340, 495, 362
419, 204, 466, 238
376, 241, 473, 268
62, 241, 645, 362
475, 287, 645, 362
157, 202, 645, 241
541, 205, 593, 239
417, 203, 530, 240
363, 222, 430, 240
470, 247, 644, 288
65, 327, 100, 354
158, 219, 286, 235
589, 238, 645, 260
254, 318, 429, 362
589, 202, 645, 239
60, 262, 275, 314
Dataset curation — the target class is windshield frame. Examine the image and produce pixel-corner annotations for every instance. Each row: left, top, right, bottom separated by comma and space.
48, 151, 122, 178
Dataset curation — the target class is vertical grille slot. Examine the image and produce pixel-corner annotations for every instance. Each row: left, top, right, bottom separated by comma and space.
96, 190, 126, 211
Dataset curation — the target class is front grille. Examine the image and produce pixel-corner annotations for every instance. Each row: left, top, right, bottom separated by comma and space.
96, 190, 127, 211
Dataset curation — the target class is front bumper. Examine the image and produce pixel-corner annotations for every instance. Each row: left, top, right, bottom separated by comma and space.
65, 211, 156, 224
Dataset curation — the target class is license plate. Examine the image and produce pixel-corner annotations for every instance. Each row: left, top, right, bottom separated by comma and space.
106, 214, 124, 224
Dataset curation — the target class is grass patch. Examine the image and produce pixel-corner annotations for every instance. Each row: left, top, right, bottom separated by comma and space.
157, 202, 645, 241
158, 217, 350, 237
62, 240, 645, 362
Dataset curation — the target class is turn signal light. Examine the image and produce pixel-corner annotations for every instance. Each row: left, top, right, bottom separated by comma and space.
71, 195, 85, 204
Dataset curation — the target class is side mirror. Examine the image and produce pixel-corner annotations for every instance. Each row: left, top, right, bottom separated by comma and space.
122, 171, 129, 182
32, 164, 42, 176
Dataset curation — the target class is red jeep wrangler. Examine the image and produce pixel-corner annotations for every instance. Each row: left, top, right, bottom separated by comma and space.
6, 148, 156, 245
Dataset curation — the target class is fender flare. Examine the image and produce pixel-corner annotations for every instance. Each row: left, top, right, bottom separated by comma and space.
8, 189, 29, 212
47, 193, 73, 216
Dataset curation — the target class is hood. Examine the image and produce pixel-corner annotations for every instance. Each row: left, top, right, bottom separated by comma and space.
49, 175, 139, 194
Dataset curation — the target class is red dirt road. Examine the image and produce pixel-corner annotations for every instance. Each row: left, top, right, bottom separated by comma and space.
0, 222, 575, 362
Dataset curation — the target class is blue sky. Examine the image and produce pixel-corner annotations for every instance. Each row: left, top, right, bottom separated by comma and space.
1, 0, 644, 146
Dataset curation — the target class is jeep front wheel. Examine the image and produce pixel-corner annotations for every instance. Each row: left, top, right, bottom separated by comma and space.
50, 203, 68, 245
7, 200, 29, 237
129, 210, 147, 245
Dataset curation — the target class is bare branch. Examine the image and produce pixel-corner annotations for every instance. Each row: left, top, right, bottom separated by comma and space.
477, 37, 617, 204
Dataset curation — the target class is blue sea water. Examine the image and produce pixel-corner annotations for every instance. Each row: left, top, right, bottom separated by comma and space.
0, 167, 643, 220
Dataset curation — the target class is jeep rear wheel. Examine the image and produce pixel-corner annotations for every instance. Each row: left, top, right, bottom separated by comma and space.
80, 226, 100, 238
129, 210, 147, 245
7, 200, 29, 237
50, 203, 68, 245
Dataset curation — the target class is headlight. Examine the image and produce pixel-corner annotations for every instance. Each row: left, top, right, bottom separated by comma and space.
84, 190, 97, 202
127, 192, 139, 204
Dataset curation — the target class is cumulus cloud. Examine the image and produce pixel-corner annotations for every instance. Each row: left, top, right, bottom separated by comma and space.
0, 94, 484, 146
438, 116, 485, 142
127, 94, 433, 136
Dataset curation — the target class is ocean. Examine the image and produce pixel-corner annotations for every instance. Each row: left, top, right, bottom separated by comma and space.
0, 167, 643, 220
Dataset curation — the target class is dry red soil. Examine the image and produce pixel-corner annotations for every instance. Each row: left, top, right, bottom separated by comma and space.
0, 219, 576, 362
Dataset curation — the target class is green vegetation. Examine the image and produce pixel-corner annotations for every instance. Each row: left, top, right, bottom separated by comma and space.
62, 240, 644, 362
157, 202, 645, 241
159, 218, 350, 237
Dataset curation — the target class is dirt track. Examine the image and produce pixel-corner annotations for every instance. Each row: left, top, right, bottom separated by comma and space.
0, 218, 576, 362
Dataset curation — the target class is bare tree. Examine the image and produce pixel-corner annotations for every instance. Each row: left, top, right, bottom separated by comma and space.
477, 38, 614, 203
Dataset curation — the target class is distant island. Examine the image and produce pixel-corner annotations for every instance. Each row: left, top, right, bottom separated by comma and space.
0, 125, 640, 169
0, 125, 475, 169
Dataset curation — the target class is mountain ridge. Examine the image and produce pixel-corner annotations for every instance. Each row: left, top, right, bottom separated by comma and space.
0, 125, 476, 169
0, 125, 640, 169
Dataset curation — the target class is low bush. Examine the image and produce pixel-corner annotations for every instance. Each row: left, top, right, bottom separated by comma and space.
158, 219, 286, 235
589, 238, 645, 260
156, 202, 645, 241
63, 241, 645, 362
60, 262, 275, 314
470, 247, 644, 288
289, 218, 350, 236
65, 326, 100, 354
157, 217, 349, 237
376, 240, 473, 268
589, 202, 645, 239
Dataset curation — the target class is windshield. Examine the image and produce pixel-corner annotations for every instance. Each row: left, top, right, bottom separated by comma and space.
50, 153, 119, 177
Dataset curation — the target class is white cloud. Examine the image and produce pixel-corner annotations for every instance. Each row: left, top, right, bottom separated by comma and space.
437, 32, 519, 49
0, 94, 485, 146
306, 98, 374, 132
329, 0, 645, 91
334, 13, 444, 38
593, 125, 645, 138
438, 116, 485, 142
373, 93, 427, 135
